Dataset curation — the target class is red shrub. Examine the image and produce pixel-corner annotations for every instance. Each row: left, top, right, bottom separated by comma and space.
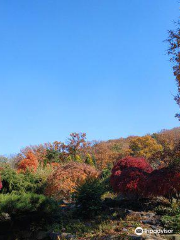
116, 167, 148, 197
110, 157, 180, 202
145, 168, 169, 197
146, 167, 180, 201
110, 156, 153, 194
112, 156, 153, 173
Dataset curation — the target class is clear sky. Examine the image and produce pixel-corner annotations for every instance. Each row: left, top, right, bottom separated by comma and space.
0, 0, 179, 155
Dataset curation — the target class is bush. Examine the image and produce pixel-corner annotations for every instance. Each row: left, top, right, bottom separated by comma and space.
0, 192, 59, 216
75, 178, 105, 219
114, 167, 148, 198
0, 166, 46, 194
110, 156, 152, 196
110, 156, 180, 202
161, 214, 180, 233
146, 167, 180, 202
100, 167, 113, 193
111, 156, 153, 174
155, 202, 180, 216
110, 157, 180, 201
45, 162, 100, 200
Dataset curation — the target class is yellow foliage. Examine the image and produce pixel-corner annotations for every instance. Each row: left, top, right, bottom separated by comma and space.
129, 135, 163, 159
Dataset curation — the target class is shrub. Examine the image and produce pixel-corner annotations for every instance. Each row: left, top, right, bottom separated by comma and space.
145, 168, 171, 199
100, 167, 113, 193
110, 157, 180, 202
155, 204, 180, 216
45, 162, 99, 200
146, 167, 180, 202
0, 192, 59, 217
0, 166, 46, 194
111, 156, 153, 174
156, 202, 180, 233
110, 156, 153, 195
161, 214, 180, 233
115, 167, 148, 198
75, 178, 105, 218
1, 167, 28, 193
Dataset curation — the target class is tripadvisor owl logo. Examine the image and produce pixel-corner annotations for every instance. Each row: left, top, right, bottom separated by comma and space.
135, 227, 173, 235
135, 227, 143, 235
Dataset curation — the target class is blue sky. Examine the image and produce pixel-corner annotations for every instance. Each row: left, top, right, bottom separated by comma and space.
0, 0, 179, 155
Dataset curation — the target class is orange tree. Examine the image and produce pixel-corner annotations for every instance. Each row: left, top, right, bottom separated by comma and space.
45, 162, 100, 200
17, 151, 39, 173
66, 133, 87, 161
90, 141, 119, 170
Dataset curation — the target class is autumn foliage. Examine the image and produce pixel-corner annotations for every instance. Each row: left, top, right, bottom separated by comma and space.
110, 155, 180, 202
111, 156, 153, 173
17, 151, 39, 173
129, 135, 163, 160
2, 130, 180, 203
114, 168, 148, 197
110, 156, 153, 197
145, 166, 180, 202
45, 162, 100, 200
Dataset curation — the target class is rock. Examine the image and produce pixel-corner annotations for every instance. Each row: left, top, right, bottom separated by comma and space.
126, 210, 157, 221
142, 220, 156, 225
126, 210, 142, 219
145, 213, 155, 218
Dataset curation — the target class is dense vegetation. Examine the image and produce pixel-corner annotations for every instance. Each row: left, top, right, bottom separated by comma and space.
0, 128, 180, 239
